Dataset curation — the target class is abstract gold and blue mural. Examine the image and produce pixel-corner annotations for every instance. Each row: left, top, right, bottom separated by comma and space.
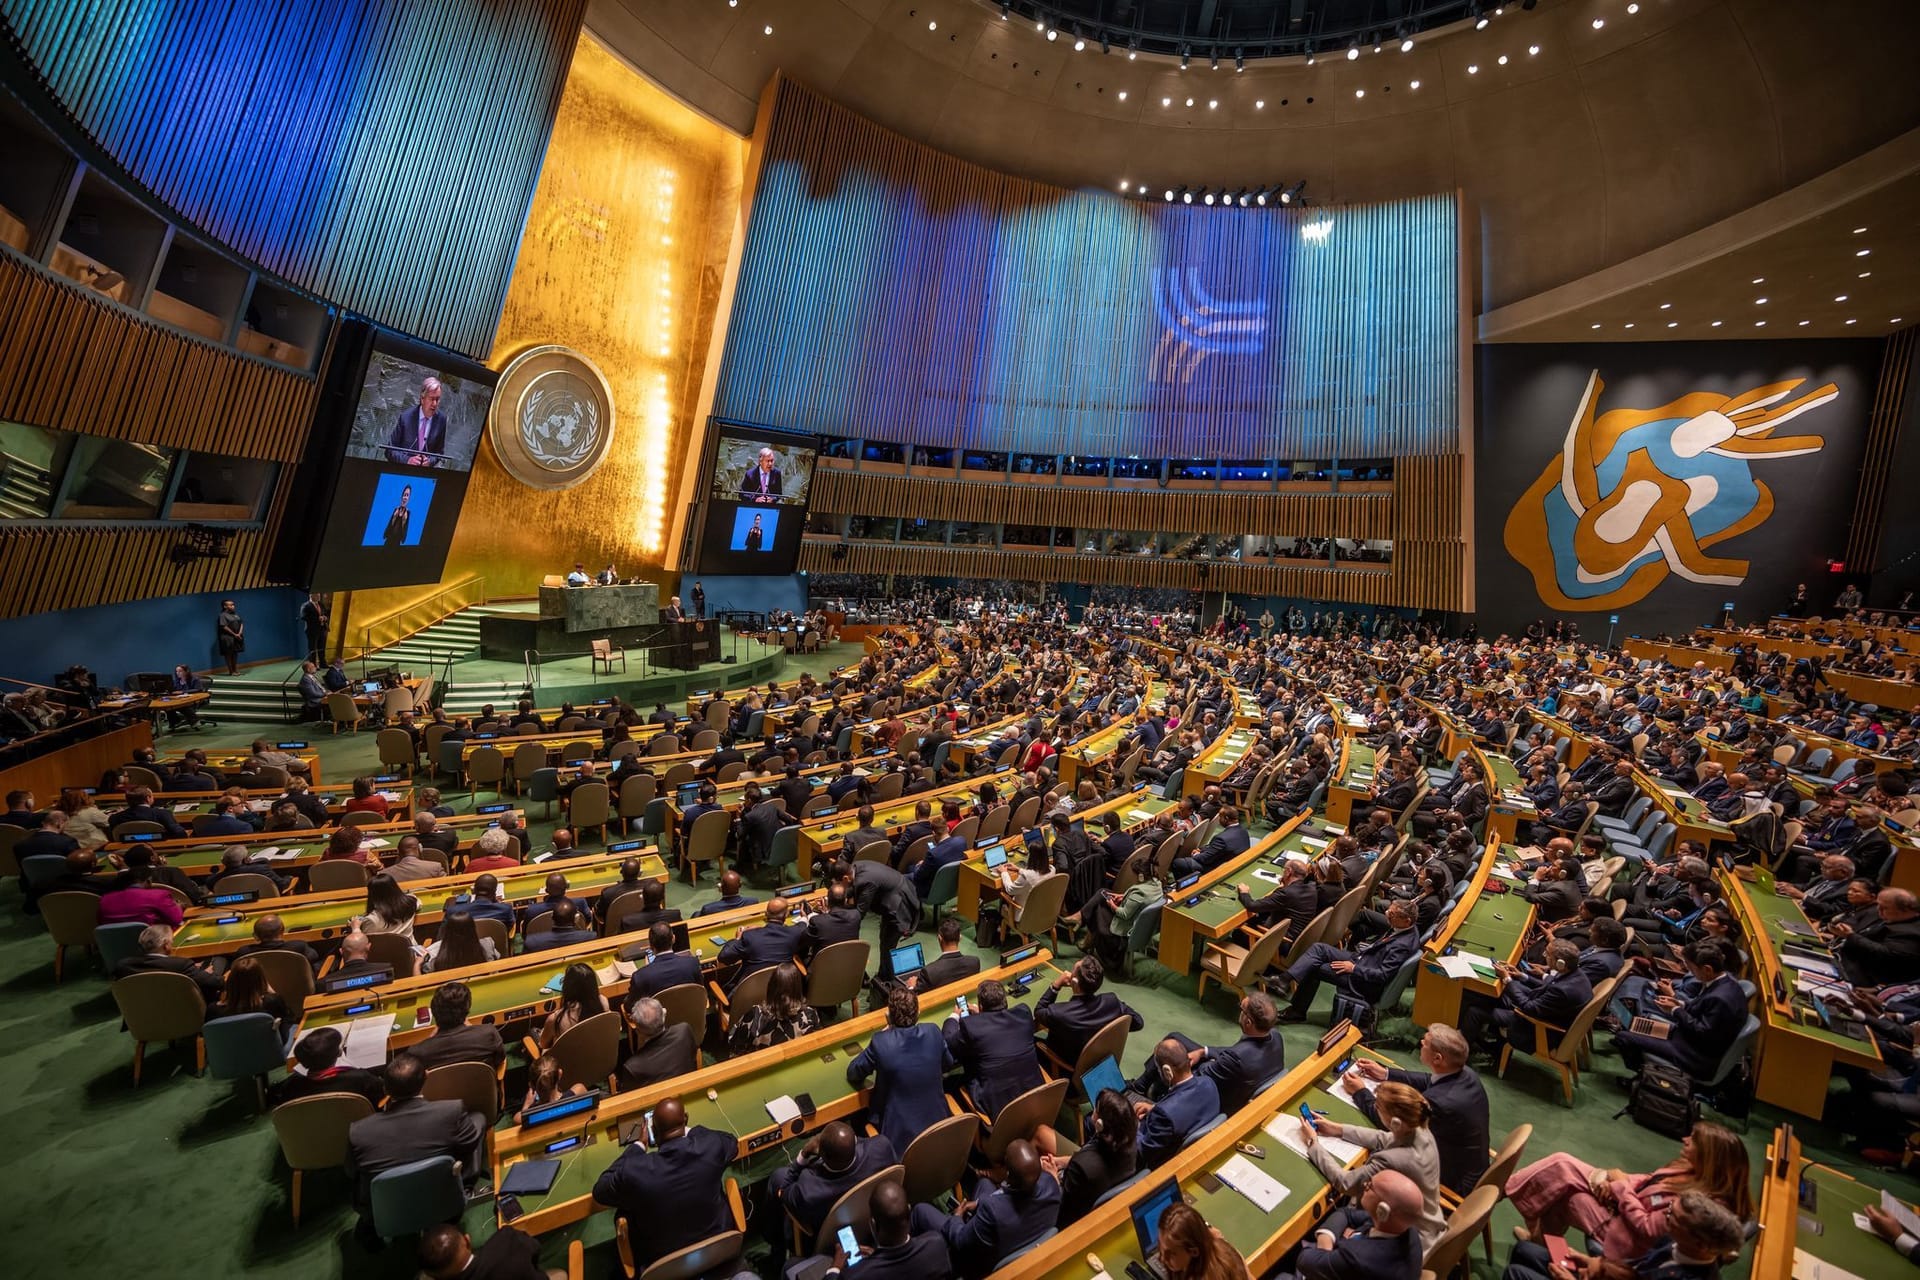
1474, 340, 1878, 633
1503, 372, 1837, 611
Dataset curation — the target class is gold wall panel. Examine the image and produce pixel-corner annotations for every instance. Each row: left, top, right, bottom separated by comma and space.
344, 34, 746, 629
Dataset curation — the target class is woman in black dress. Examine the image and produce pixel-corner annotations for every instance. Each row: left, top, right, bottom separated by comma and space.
383, 485, 412, 547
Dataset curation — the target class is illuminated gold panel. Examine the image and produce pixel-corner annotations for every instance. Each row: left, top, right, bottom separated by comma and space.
352, 34, 744, 625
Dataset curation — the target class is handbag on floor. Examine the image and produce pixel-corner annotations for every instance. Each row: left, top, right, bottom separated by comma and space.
1616, 1054, 1697, 1138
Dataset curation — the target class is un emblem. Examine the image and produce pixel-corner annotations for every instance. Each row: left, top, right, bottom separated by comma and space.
488, 345, 616, 489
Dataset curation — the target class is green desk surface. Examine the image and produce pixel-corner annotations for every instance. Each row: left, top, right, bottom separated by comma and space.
171, 852, 668, 951
1194, 728, 1260, 779
1167, 826, 1319, 933
1731, 878, 1881, 1056
1070, 1077, 1371, 1278
1485, 754, 1523, 791
1445, 863, 1532, 967
1796, 1164, 1910, 1278
162, 837, 329, 875
502, 962, 1064, 1221
1339, 743, 1377, 786
1075, 720, 1135, 762
807, 778, 1002, 843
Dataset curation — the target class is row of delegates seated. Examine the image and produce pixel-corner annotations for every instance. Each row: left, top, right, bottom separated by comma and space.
1501, 1189, 1748, 1280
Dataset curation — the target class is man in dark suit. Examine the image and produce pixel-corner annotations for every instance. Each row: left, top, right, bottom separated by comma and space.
847, 1180, 954, 1280
113, 923, 223, 1001
1034, 956, 1143, 1067
1236, 857, 1321, 938
1190, 993, 1289, 1112
1133, 1038, 1221, 1169
411, 812, 462, 861
1783, 853, 1859, 921
739, 448, 783, 502
1295, 1168, 1425, 1280
591, 1097, 737, 1271
909, 1140, 1059, 1280
616, 996, 697, 1090
661, 596, 687, 623
520, 873, 593, 932
911, 825, 971, 897
1346, 1022, 1489, 1194
888, 800, 938, 867
1095, 813, 1137, 875
523, 901, 597, 952
692, 868, 757, 918
619, 879, 684, 935
386, 377, 448, 466
736, 790, 790, 869
407, 982, 507, 1072
845, 857, 921, 982
1276, 900, 1421, 1025
718, 900, 807, 991
271, 1024, 385, 1108
801, 882, 864, 961
944, 978, 1045, 1119
109, 787, 187, 839
594, 859, 652, 929
626, 924, 704, 1001
1172, 805, 1252, 877
344, 1052, 486, 1237
1831, 887, 1920, 987
450, 874, 518, 932
767, 1121, 897, 1263
918, 915, 982, 991
233, 914, 320, 971
1612, 938, 1749, 1076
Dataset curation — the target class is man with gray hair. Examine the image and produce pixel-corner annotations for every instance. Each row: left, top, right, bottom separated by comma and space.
617, 996, 696, 1089
112, 923, 223, 1001
1344, 1022, 1489, 1194
387, 375, 446, 466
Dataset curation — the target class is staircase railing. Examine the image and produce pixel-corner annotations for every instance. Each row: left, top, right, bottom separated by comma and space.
357, 575, 487, 657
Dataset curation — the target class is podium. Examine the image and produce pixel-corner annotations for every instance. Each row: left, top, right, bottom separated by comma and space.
658, 619, 720, 669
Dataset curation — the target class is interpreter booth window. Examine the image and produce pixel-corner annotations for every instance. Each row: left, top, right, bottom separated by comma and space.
1012, 452, 1057, 476
1049, 526, 1075, 549
1066, 455, 1111, 478
169, 452, 275, 523
1002, 524, 1050, 549
821, 436, 860, 460
1168, 533, 1209, 559
57, 435, 177, 520
848, 515, 898, 541
1168, 459, 1216, 482
949, 521, 993, 546
1112, 457, 1159, 481
961, 450, 1007, 476
910, 446, 955, 469
1339, 459, 1395, 482
806, 511, 845, 536
900, 518, 948, 544
1223, 460, 1282, 483
860, 440, 905, 464
0, 421, 76, 520
1105, 530, 1151, 556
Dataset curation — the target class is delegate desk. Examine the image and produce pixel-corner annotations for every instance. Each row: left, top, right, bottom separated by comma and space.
491, 948, 1063, 1237
97, 689, 212, 737
105, 809, 521, 877
996, 1025, 1364, 1280
1411, 838, 1535, 1031
1323, 740, 1374, 828
1751, 1125, 1920, 1280
1719, 870, 1882, 1120
170, 847, 667, 957
153, 746, 323, 783
953, 788, 1174, 922
90, 780, 414, 825
1482, 751, 1531, 847
1640, 771, 1735, 851
1185, 724, 1260, 799
796, 769, 1015, 881
1157, 814, 1312, 973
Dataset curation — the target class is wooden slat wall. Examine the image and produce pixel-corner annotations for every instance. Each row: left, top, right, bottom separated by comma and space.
810, 472, 1393, 540
0, 253, 318, 460
0, 0, 586, 357
1847, 325, 1916, 573
804, 450, 1468, 611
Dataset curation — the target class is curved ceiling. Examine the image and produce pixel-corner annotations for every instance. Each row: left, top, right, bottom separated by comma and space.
590, 0, 1920, 311
992, 1, 1487, 60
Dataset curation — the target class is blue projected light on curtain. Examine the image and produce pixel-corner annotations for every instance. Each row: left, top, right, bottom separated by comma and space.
712, 83, 1458, 461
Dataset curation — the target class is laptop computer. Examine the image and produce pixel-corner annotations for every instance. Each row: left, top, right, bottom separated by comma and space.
889, 942, 926, 982
1131, 1178, 1183, 1264
983, 844, 1009, 870
1079, 1053, 1127, 1102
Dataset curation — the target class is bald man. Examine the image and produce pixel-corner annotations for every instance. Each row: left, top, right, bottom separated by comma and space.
591, 1097, 737, 1270
910, 1139, 1059, 1279
1295, 1167, 1424, 1280
766, 1120, 897, 1265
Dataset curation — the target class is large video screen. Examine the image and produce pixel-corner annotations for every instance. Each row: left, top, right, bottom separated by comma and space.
307, 334, 494, 590
696, 428, 818, 573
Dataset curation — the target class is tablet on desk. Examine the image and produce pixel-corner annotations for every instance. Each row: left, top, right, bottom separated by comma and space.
499, 1159, 562, 1196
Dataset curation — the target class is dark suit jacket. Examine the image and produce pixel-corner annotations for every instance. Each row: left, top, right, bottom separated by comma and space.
929, 1172, 1062, 1280
770, 1134, 899, 1238
234, 939, 320, 971
1352, 927, 1421, 995
113, 952, 223, 1002
803, 906, 863, 959
848, 1023, 954, 1154
616, 1024, 697, 1090
1295, 1217, 1423, 1280
852, 862, 921, 934
850, 1233, 955, 1280
345, 1097, 486, 1205
718, 920, 805, 988
111, 804, 187, 839
387, 405, 447, 463
945, 1006, 1045, 1119
620, 906, 685, 935
406, 1023, 506, 1072
524, 926, 598, 952
739, 466, 783, 500
1056, 1138, 1137, 1226
1033, 986, 1143, 1067
627, 950, 705, 1001
1239, 878, 1320, 937
1136, 1073, 1219, 1168
591, 1126, 737, 1268
1660, 973, 1750, 1075
1197, 1030, 1288, 1112
1840, 915, 1920, 989
920, 951, 982, 991
1356, 1066, 1490, 1194
1192, 822, 1252, 871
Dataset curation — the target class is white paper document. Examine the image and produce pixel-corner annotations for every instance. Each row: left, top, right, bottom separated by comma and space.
1215, 1154, 1288, 1213
1781, 954, 1841, 978
1794, 1248, 1868, 1280
1883, 1189, 1920, 1238
1263, 1114, 1366, 1167
1490, 864, 1522, 882
765, 1094, 802, 1125
1324, 1075, 1363, 1109
359, 837, 391, 850
1300, 836, 1329, 850
318, 1014, 394, 1069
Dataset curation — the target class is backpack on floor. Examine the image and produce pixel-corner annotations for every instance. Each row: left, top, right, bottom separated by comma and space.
1617, 1054, 1698, 1138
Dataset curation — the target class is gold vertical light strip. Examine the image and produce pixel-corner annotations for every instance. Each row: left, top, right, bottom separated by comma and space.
1846, 325, 1916, 574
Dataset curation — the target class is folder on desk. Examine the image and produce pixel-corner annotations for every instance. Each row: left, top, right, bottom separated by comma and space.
499, 1160, 561, 1196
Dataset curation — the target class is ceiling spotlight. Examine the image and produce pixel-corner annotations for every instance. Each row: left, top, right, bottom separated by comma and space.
1128, 38, 1138, 59
1208, 99, 1218, 108
1204, 191, 1216, 205
1036, 17, 1046, 31
1118, 90, 1128, 100
1860, 271, 1872, 278
1846, 318, 1858, 325
1347, 42, 1360, 61
929, 20, 937, 31
1255, 98, 1265, 108
1047, 27, 1058, 41
1164, 188, 1176, 202
1752, 277, 1765, 284
1667, 322, 1677, 329
1627, 2, 1640, 12
763, 24, 773, 35
1074, 36, 1086, 52
1211, 51, 1220, 71
1401, 38, 1414, 52
1468, 64, 1479, 74
1529, 44, 1540, 55
1624, 322, 1635, 329
1592, 18, 1604, 29
1000, 2, 1010, 18
1498, 54, 1508, 64
1410, 79, 1420, 89
1235, 50, 1245, 72
1755, 320, 1766, 327
1857, 248, 1871, 256
1854, 226, 1868, 233
1476, 17, 1490, 30
1182, 189, 1194, 204
1355, 87, 1364, 97
1118, 180, 1130, 191
1279, 180, 1306, 205
1799, 320, 1811, 326
1659, 302, 1671, 309
1162, 96, 1172, 106
1255, 190, 1268, 206
1835, 294, 1849, 302
1755, 297, 1768, 304
1100, 34, 1110, 54
1591, 323, 1602, 331
1185, 96, 1194, 106
1711, 320, 1723, 327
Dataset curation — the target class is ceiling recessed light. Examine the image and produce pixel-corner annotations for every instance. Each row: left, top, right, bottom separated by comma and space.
1627, 2, 1640, 12
1347, 46, 1359, 61
1667, 321, 1678, 329
928, 20, 936, 30
1846, 319, 1858, 325
1623, 322, 1635, 329
1591, 323, 1602, 330
1854, 226, 1869, 234
1799, 320, 1811, 326
1162, 97, 1172, 106
1468, 64, 1479, 73
1754, 297, 1768, 305
1857, 248, 1871, 257
1751, 277, 1765, 284
1476, 17, 1490, 30
1894, 318, 1904, 325
1711, 320, 1723, 327
1185, 97, 1194, 106
1835, 295, 1849, 302
1592, 18, 1605, 29
763, 24, 773, 35
1401, 38, 1415, 52
1659, 302, 1672, 310
1529, 44, 1540, 55
1255, 99, 1265, 108
1859, 271, 1872, 278
1118, 90, 1128, 100
1410, 79, 1420, 89
1355, 88, 1364, 97
1755, 320, 1766, 327
1498, 54, 1509, 65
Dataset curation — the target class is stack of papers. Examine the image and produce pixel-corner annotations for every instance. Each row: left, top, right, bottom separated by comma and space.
294, 1014, 393, 1069
172, 803, 199, 813
1432, 951, 1498, 980
1300, 836, 1329, 850
359, 837, 391, 850
1782, 954, 1841, 978
595, 960, 639, 985
1490, 864, 1522, 881
256, 846, 301, 862
1264, 1114, 1366, 1166
1215, 1154, 1289, 1212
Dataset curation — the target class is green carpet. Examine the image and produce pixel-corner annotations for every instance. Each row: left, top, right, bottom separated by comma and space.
3, 648, 1906, 1276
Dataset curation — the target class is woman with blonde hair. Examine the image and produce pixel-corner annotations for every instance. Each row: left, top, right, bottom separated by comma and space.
1506, 1121, 1753, 1256
54, 787, 112, 850
1298, 1080, 1446, 1250
1154, 1201, 1251, 1280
